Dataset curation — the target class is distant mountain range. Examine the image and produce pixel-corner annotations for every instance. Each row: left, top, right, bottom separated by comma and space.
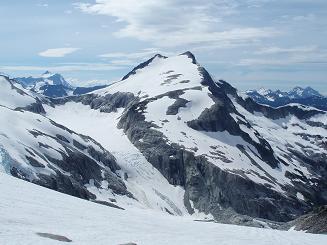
245, 87, 326, 111
13, 72, 326, 112
14, 71, 108, 97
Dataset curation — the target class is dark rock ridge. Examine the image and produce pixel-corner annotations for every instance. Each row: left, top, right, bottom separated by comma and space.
49, 91, 136, 113
287, 205, 327, 234
122, 54, 167, 81
36, 84, 73, 98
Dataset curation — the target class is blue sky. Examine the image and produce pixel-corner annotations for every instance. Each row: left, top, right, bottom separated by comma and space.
0, 0, 326, 93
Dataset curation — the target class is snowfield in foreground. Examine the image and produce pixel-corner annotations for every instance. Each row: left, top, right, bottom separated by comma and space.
0, 173, 326, 245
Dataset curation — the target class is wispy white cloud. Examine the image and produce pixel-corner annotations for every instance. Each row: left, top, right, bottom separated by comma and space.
255, 45, 317, 55
280, 13, 316, 23
99, 48, 175, 66
38, 48, 80, 58
36, 3, 49, 7
245, 0, 274, 8
99, 48, 165, 59
76, 0, 278, 47
239, 51, 327, 66
292, 14, 316, 22
0, 63, 125, 72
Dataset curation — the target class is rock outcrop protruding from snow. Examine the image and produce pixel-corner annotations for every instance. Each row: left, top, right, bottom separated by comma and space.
289, 205, 327, 234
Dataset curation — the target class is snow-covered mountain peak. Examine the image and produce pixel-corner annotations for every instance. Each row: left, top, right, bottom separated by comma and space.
289, 86, 305, 97
289, 86, 321, 98
14, 72, 74, 98
41, 70, 53, 77
121, 53, 168, 81
41, 72, 72, 88
16, 71, 72, 88
98, 52, 206, 99
257, 87, 273, 96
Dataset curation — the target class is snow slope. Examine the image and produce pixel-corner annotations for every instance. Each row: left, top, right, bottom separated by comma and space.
1, 172, 326, 245
0, 75, 36, 109
45, 102, 193, 216
229, 96, 326, 191
0, 105, 109, 179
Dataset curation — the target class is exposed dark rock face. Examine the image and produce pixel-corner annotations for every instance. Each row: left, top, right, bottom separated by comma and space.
117, 99, 185, 186
20, 98, 46, 114
88, 92, 135, 113
166, 95, 189, 115
36, 232, 72, 242
50, 92, 136, 113
116, 98, 308, 221
287, 205, 327, 234
36, 84, 72, 98
184, 157, 306, 222
21, 130, 130, 199
92, 200, 125, 210
114, 60, 326, 223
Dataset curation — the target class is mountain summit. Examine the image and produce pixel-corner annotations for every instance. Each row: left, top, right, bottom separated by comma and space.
14, 71, 73, 97
14, 72, 109, 98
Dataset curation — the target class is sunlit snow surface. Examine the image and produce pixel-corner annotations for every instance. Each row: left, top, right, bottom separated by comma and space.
45, 103, 193, 217
0, 173, 326, 245
0, 76, 36, 109
95, 55, 203, 100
